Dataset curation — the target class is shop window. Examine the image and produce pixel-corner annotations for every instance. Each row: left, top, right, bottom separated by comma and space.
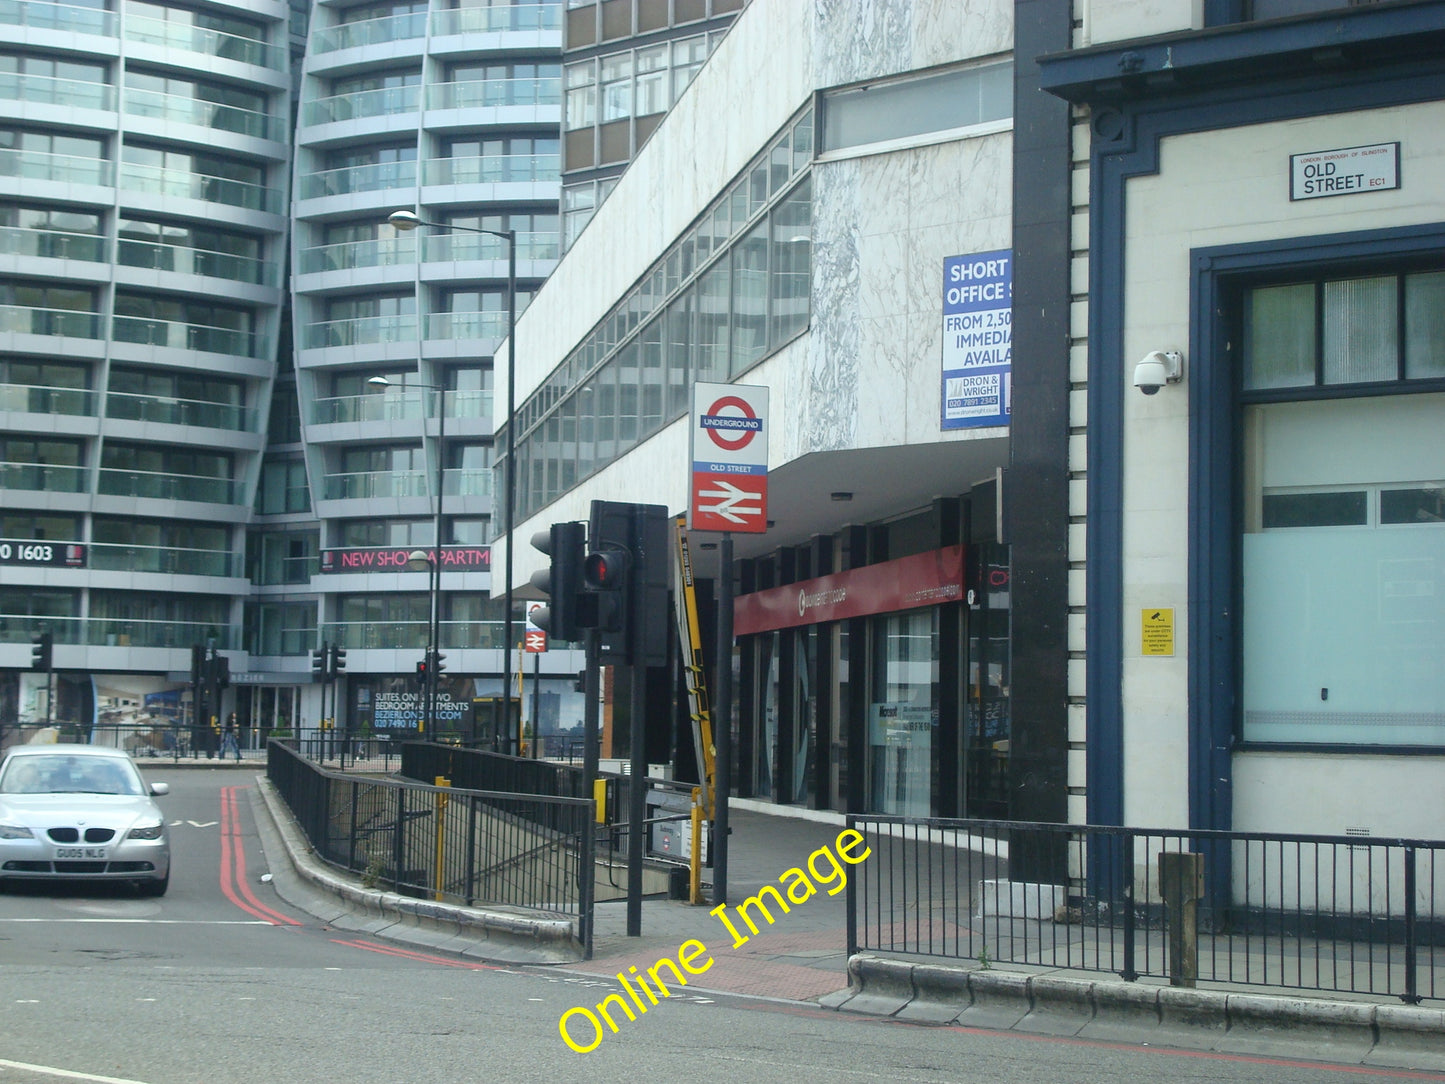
1239, 261, 1445, 748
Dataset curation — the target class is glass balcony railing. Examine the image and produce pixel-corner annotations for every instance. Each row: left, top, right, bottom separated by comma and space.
0, 615, 242, 650
0, 72, 114, 111
0, 149, 112, 187
297, 160, 416, 200
421, 229, 559, 263
309, 388, 493, 426
301, 84, 419, 126
112, 314, 258, 357
0, 462, 86, 492
322, 619, 509, 651
105, 391, 251, 431
310, 11, 427, 53
424, 78, 560, 111
90, 542, 243, 577
0, 0, 114, 35
119, 162, 283, 214
124, 88, 280, 141
424, 311, 509, 342
429, 3, 560, 36
0, 383, 95, 416
443, 468, 492, 498
124, 15, 284, 70
297, 236, 415, 275
97, 467, 236, 504
0, 305, 101, 338
86, 618, 240, 649
447, 389, 493, 419
309, 392, 424, 425
117, 238, 275, 286
420, 154, 559, 187
0, 226, 107, 262
322, 469, 427, 500
302, 314, 417, 349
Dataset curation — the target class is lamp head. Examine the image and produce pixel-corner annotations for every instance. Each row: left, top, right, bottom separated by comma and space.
367, 375, 391, 387
389, 210, 422, 231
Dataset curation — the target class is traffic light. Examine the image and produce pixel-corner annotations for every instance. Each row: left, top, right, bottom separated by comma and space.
311, 646, 326, 676
210, 653, 230, 690
432, 649, 446, 675
529, 521, 586, 641
414, 658, 429, 686
190, 643, 205, 687
30, 631, 52, 671
586, 501, 634, 662
330, 644, 347, 677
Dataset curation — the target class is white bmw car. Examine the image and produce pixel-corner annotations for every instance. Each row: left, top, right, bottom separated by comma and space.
0, 744, 171, 896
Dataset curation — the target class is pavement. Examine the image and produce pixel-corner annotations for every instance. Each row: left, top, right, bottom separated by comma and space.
238, 767, 1445, 1072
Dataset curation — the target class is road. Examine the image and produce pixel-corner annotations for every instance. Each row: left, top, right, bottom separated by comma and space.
0, 770, 1441, 1083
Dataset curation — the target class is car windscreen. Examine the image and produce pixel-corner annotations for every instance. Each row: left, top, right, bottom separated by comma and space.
0, 754, 146, 796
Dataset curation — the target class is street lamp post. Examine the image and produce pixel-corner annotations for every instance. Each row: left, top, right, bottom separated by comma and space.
389, 209, 518, 753
369, 374, 446, 735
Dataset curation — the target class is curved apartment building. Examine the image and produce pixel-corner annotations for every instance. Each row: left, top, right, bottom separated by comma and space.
0, 0, 292, 731
290, 0, 575, 742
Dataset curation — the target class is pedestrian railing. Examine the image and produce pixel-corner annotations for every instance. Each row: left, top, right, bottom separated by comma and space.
847, 816, 1445, 1003
267, 741, 594, 953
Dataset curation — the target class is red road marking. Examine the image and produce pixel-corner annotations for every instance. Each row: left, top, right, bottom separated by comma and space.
330, 938, 503, 970
218, 785, 300, 926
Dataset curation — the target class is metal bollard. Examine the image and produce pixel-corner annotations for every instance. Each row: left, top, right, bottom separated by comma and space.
1159, 851, 1204, 987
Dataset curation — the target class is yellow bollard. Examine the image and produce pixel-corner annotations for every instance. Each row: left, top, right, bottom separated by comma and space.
433, 776, 450, 901
689, 787, 704, 905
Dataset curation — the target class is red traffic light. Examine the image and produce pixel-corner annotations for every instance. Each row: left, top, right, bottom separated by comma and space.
583, 547, 629, 589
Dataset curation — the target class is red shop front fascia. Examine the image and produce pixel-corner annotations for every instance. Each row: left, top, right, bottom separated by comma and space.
733, 545, 966, 635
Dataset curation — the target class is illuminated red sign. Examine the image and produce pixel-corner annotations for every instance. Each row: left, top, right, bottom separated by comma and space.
733, 545, 965, 636
319, 547, 491, 573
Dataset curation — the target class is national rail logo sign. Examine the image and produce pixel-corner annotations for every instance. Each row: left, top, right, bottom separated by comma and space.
689, 382, 768, 534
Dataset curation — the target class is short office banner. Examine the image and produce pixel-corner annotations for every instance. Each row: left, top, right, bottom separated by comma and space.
942, 250, 1012, 430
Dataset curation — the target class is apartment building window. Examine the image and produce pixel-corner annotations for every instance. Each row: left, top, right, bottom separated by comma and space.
248, 602, 316, 656
0, 281, 99, 336
118, 218, 264, 282
339, 0, 426, 21
0, 204, 104, 261
113, 292, 256, 356
0, 127, 108, 186
125, 68, 271, 136
0, 437, 83, 493
129, 1, 267, 44
248, 528, 318, 585
0, 53, 109, 109
256, 457, 309, 514
0, 513, 80, 541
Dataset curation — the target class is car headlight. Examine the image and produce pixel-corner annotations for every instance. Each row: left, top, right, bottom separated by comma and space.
127, 821, 165, 841
0, 824, 33, 839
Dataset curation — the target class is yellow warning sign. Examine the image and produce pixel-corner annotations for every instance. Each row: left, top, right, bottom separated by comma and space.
1141, 608, 1175, 656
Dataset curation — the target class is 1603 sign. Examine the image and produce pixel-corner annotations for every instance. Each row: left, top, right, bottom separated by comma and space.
0, 540, 86, 567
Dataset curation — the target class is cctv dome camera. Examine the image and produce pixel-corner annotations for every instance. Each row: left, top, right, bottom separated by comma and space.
1133, 350, 1183, 395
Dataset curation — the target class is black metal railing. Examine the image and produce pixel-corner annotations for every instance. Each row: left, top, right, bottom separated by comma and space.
400, 742, 589, 801
268, 742, 594, 952
847, 816, 1445, 1003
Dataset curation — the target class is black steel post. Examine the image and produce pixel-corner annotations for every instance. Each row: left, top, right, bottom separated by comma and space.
626, 662, 646, 936
712, 533, 733, 906
501, 230, 517, 756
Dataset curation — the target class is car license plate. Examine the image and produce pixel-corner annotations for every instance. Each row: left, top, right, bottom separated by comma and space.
55, 847, 107, 859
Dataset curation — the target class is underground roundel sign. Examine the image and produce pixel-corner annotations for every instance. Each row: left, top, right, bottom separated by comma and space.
689, 382, 768, 534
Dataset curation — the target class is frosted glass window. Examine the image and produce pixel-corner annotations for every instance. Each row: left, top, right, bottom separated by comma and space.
822, 62, 1012, 153
1323, 276, 1397, 384
1244, 283, 1314, 389
1405, 271, 1445, 379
